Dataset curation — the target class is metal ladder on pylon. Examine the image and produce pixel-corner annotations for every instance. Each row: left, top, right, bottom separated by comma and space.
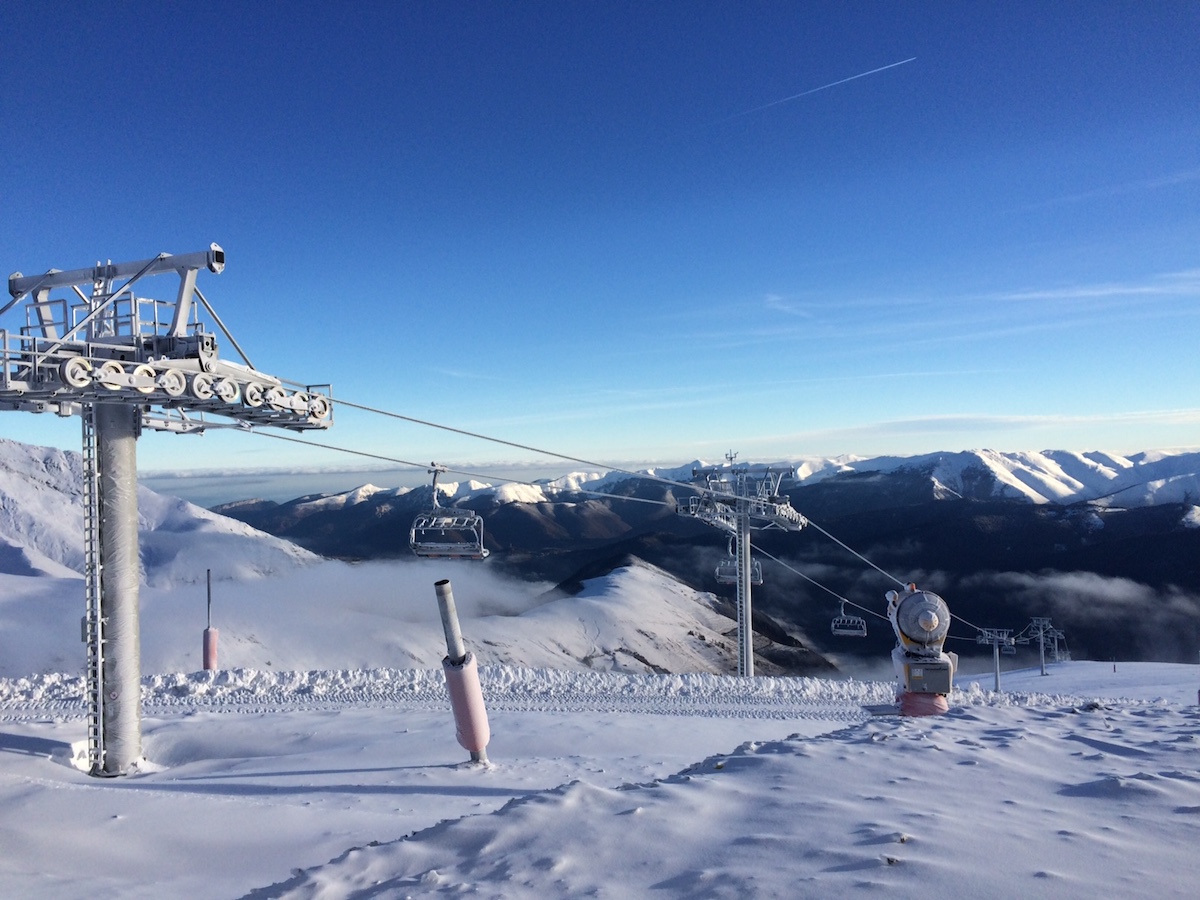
80, 408, 106, 774
733, 471, 753, 677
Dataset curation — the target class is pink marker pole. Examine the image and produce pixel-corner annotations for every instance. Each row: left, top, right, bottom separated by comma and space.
203, 627, 219, 670
434, 579, 490, 764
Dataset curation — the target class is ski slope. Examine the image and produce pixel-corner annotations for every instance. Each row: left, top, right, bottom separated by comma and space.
2, 662, 1198, 898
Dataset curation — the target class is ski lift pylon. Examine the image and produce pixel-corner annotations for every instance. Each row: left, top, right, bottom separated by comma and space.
409, 465, 490, 560
831, 601, 867, 637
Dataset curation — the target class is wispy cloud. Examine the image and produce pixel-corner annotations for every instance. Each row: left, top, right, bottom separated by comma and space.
988, 269, 1200, 303
428, 366, 502, 381
737, 409, 1200, 451
1020, 167, 1200, 211
647, 268, 1200, 355
762, 293, 815, 317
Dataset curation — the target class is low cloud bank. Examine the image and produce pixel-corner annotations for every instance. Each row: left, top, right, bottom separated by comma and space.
961, 569, 1200, 662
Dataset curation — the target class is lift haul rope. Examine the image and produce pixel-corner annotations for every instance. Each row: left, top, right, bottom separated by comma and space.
242, 428, 676, 508
326, 396, 693, 494
251, 390, 984, 632
748, 544, 889, 622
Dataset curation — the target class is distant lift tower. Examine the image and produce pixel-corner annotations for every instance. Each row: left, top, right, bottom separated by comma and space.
1, 245, 332, 777
977, 628, 1017, 691
677, 453, 807, 676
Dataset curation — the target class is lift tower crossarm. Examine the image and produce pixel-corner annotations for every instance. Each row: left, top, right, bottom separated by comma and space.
7, 244, 225, 302
0, 243, 331, 431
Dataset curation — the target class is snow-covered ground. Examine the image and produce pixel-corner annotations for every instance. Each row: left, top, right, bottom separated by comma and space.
3, 652, 1199, 898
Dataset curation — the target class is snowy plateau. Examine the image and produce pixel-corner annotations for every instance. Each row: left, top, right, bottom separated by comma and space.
1, 437, 1200, 898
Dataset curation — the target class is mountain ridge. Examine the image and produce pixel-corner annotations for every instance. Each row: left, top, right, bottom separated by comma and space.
211, 447, 1200, 518
5, 438, 1200, 665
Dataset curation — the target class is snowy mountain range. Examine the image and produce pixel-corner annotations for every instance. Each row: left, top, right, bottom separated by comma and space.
785, 447, 1200, 506
0, 437, 824, 678
209, 446, 1200, 567
196, 444, 1200, 665
4, 437, 1200, 667
214, 446, 1200, 517
413, 447, 1200, 508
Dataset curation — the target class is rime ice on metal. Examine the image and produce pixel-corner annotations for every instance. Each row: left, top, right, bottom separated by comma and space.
410, 465, 490, 560
1, 245, 332, 776
678, 453, 807, 676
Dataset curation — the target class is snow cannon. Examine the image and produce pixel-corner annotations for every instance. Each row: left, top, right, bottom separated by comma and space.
886, 584, 957, 716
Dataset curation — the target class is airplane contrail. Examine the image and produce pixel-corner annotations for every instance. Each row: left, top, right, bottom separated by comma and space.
724, 57, 916, 121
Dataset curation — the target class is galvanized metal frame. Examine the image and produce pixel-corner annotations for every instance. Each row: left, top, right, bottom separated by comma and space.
1, 245, 334, 776
409, 466, 490, 559
678, 456, 807, 676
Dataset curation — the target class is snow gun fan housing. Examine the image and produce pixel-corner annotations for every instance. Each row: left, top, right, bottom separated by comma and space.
887, 585, 957, 716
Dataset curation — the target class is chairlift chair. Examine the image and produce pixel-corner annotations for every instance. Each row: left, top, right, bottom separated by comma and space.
714, 536, 763, 585
409, 466, 490, 560
831, 601, 867, 637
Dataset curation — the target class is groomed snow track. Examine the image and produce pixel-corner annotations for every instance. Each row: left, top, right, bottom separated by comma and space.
0, 666, 894, 723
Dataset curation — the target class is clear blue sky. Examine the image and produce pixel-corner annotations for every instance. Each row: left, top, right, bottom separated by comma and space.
3, 1, 1199, 498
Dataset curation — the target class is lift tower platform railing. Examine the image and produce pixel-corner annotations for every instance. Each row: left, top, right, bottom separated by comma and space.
677, 453, 807, 676
2, 245, 332, 777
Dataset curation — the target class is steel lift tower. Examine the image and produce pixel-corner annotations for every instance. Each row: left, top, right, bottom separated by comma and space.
1, 245, 332, 776
677, 454, 807, 676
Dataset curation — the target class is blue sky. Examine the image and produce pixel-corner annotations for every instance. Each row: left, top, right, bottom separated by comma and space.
3, 1, 1199, 501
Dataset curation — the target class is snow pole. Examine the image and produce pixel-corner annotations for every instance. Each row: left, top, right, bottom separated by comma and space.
203, 568, 218, 671
434, 579, 490, 764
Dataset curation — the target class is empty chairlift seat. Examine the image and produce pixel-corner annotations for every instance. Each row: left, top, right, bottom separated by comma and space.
831, 601, 867, 637
409, 509, 490, 559
714, 535, 763, 585
409, 466, 490, 560
714, 556, 763, 585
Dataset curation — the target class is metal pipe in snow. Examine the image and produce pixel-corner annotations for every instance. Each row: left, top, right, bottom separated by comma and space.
433, 579, 490, 764
203, 569, 218, 670
434, 579, 467, 665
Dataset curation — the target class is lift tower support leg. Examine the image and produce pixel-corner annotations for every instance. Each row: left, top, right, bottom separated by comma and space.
94, 402, 143, 775
735, 494, 754, 678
